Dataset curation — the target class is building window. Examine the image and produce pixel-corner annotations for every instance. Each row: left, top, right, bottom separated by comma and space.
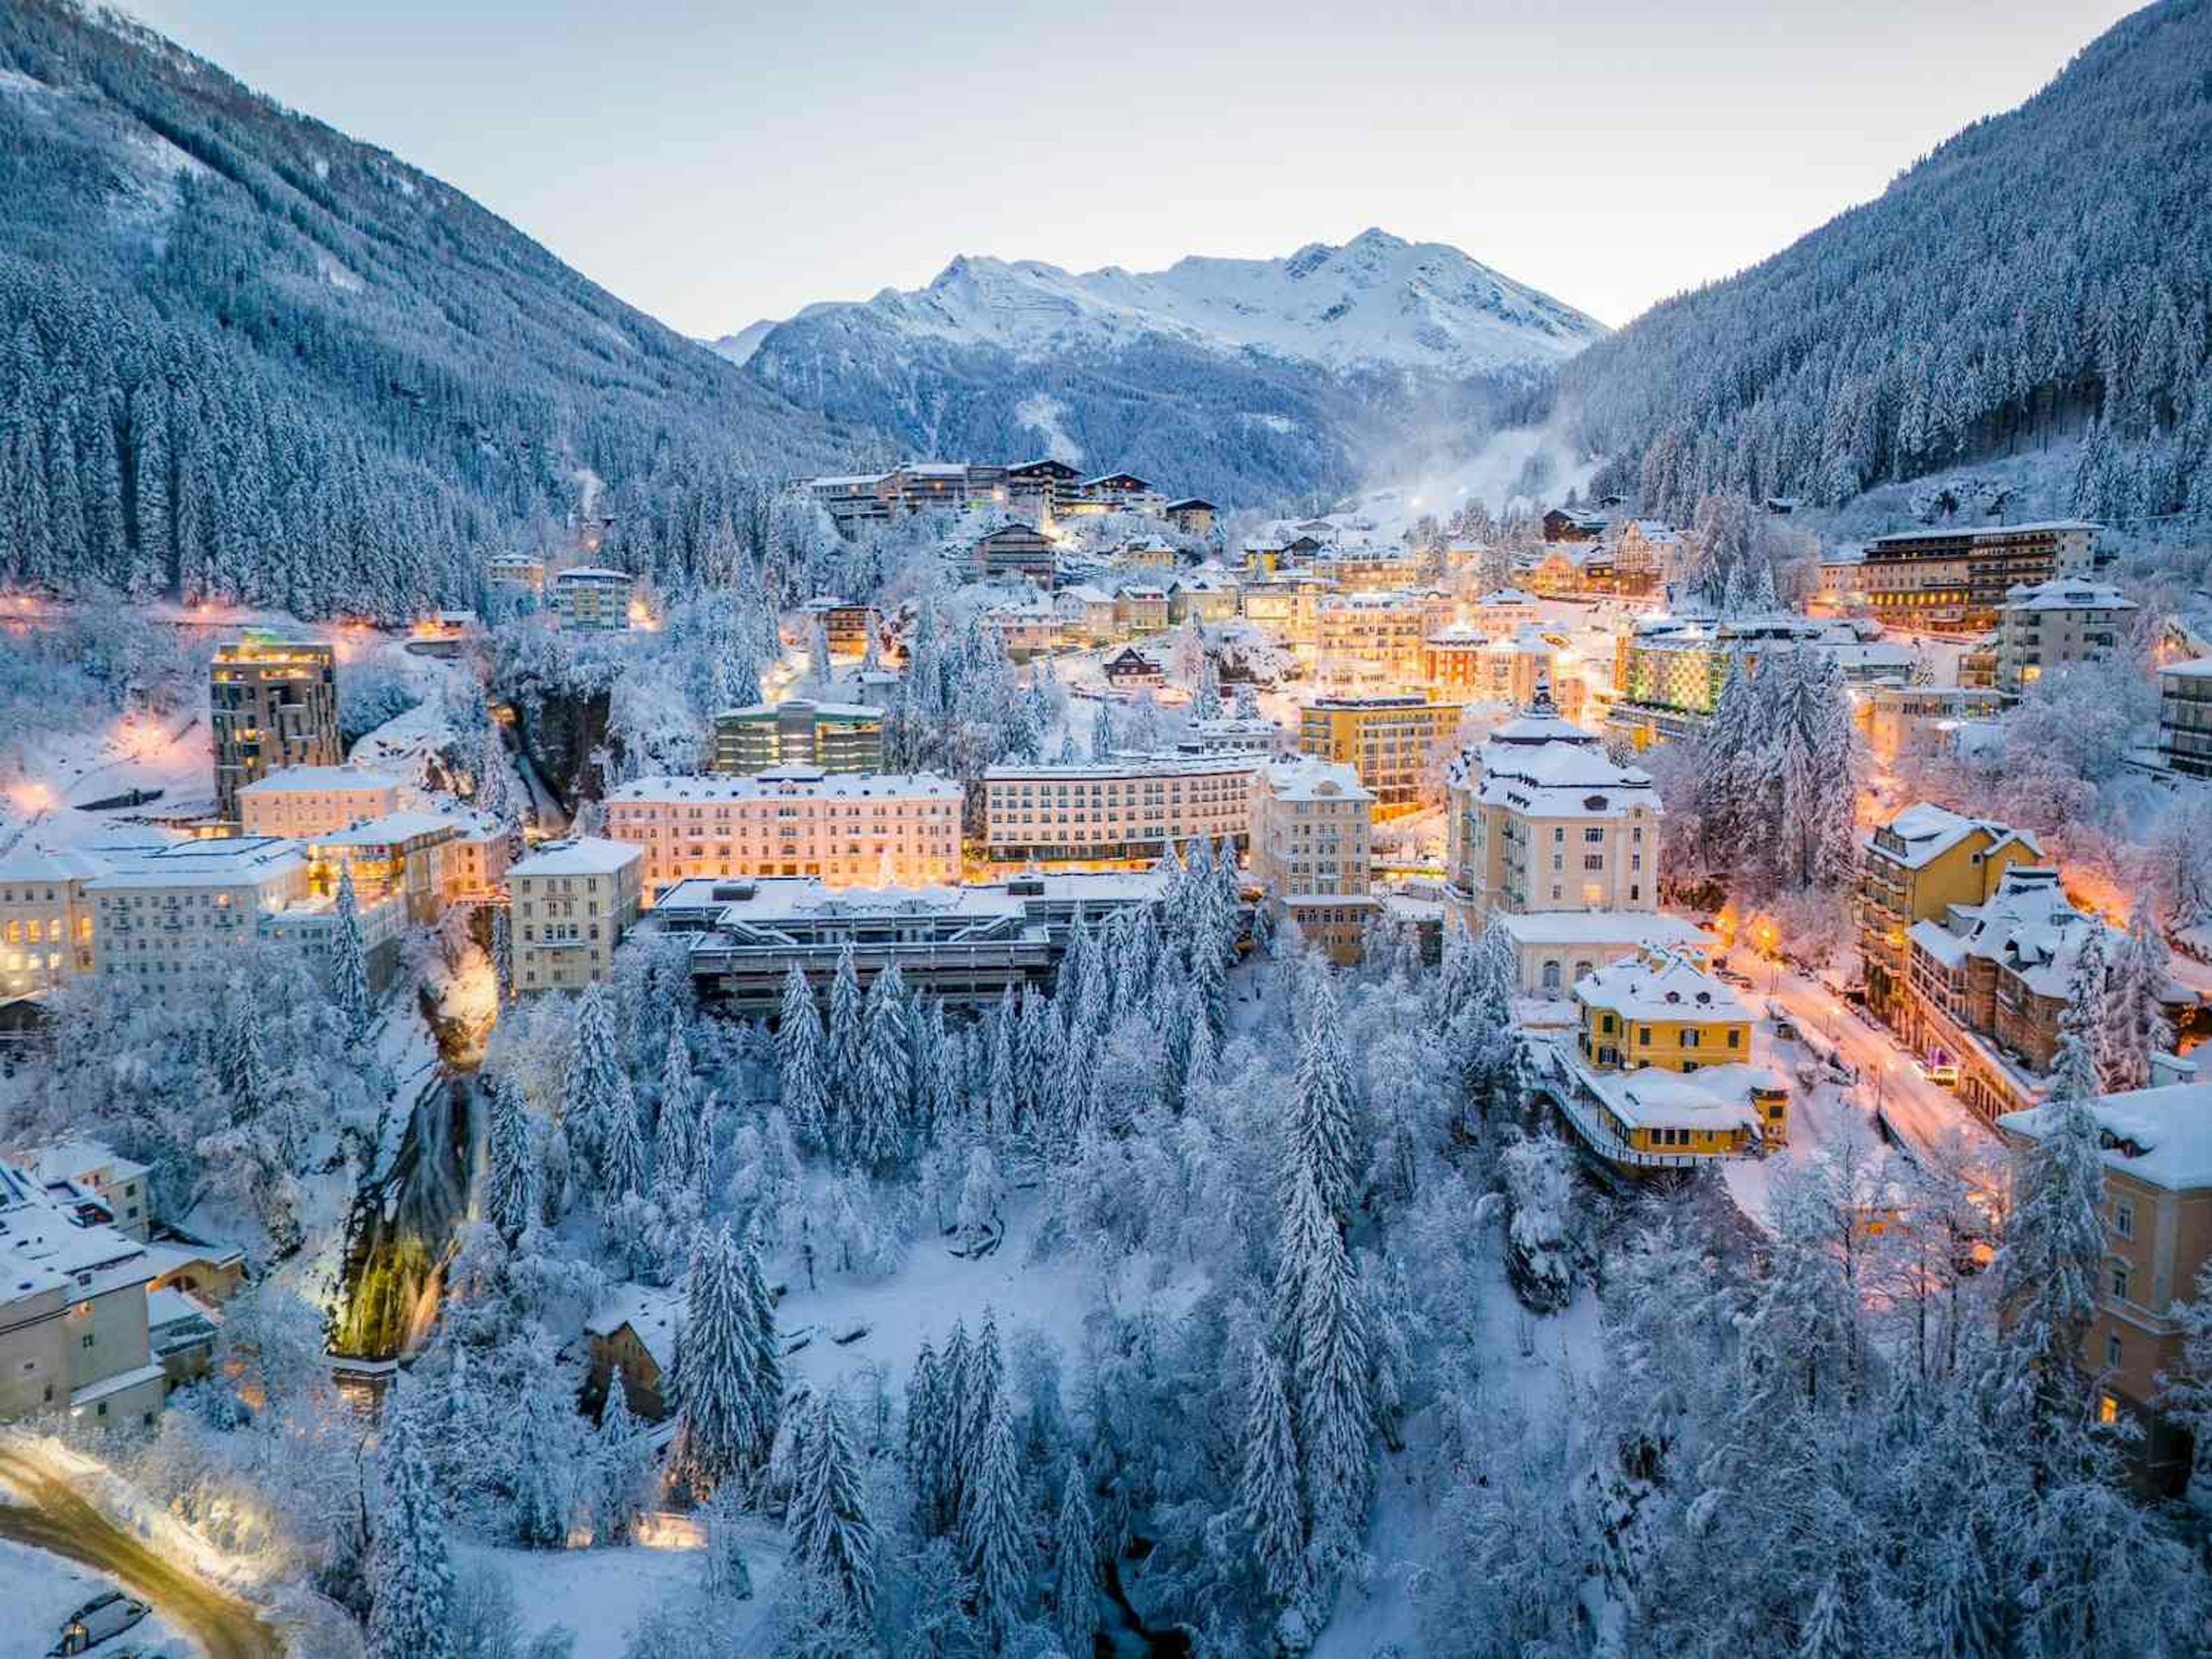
2113, 1200, 2134, 1239
2105, 1332, 2123, 1370
2098, 1392, 2119, 1426
2109, 1264, 2130, 1301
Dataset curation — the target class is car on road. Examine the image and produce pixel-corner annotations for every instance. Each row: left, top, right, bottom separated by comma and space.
48, 1591, 150, 1655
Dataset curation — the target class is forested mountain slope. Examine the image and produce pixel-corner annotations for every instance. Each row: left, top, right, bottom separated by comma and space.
0, 1, 859, 620
1560, 0, 2212, 528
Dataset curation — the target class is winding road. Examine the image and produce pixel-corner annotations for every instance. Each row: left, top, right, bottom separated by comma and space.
0, 1444, 282, 1659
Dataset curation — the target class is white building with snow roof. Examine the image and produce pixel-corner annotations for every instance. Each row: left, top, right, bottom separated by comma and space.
507, 836, 643, 993
1444, 683, 1662, 935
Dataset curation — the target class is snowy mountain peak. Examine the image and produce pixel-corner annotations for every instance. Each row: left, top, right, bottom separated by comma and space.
736, 231, 1605, 378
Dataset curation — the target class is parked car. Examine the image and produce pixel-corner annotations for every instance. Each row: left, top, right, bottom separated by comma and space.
49, 1592, 149, 1656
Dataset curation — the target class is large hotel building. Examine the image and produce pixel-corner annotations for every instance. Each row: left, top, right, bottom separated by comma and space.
210, 637, 340, 825
1297, 695, 1465, 815
604, 768, 962, 898
1827, 520, 2099, 632
981, 753, 1262, 866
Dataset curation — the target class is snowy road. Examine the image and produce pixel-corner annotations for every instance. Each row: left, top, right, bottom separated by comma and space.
1757, 963, 1998, 1162
0, 1444, 281, 1659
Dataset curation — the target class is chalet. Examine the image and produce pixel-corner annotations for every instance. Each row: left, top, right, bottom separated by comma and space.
1281, 533, 1328, 563
1005, 457, 1082, 526
584, 1287, 683, 1421
1165, 498, 1217, 536
1543, 507, 1609, 544
1103, 647, 1165, 689
1081, 472, 1162, 515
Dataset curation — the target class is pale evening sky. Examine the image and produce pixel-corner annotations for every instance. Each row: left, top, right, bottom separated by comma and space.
121, 0, 2138, 339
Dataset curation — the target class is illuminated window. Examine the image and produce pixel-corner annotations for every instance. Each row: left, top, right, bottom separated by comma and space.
2098, 1392, 2119, 1426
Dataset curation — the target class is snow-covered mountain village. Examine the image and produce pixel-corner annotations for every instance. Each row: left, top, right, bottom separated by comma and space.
5, 2, 2212, 1656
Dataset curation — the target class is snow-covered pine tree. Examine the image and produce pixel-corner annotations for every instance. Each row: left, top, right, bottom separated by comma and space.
1986, 948, 2110, 1468
1291, 974, 1360, 1226
474, 720, 516, 823
564, 984, 624, 1173
222, 977, 271, 1121
1050, 1459, 1101, 1654
505, 1337, 580, 1547
777, 963, 830, 1150
599, 1067, 646, 1217
590, 1384, 656, 1546
367, 1376, 457, 1659
1089, 699, 1115, 763
656, 1032, 697, 1188
984, 991, 1018, 1142
670, 1225, 767, 1503
332, 863, 373, 1040
855, 961, 914, 1172
827, 938, 865, 1149
963, 1392, 1029, 1645
490, 904, 513, 1006
486, 1071, 535, 1243
1235, 1342, 1306, 1606
1276, 1162, 1373, 1569
787, 1389, 878, 1623
2101, 908, 2173, 1093
733, 1224, 784, 1470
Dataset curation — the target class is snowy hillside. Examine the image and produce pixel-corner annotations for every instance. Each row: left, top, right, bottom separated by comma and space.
735, 231, 1602, 508
748, 229, 1603, 377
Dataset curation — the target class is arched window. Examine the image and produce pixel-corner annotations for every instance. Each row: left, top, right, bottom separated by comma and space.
1573, 958, 1594, 984
1541, 960, 1562, 993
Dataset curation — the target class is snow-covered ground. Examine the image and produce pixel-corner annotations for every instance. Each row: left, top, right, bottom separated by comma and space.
458, 1532, 745, 1659
0, 1536, 202, 1659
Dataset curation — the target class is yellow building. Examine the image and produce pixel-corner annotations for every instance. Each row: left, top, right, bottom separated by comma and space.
1298, 695, 1464, 816
1315, 593, 1429, 683
1246, 756, 1377, 965
983, 754, 1259, 868
551, 566, 635, 631
507, 836, 642, 994
1858, 801, 2043, 1024
1556, 946, 1790, 1159
1999, 1080, 2212, 1494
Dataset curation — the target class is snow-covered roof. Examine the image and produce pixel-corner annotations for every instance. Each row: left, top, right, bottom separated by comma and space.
25, 1141, 149, 1190
0, 843, 166, 885
806, 472, 889, 489
1059, 585, 1113, 605
1497, 912, 1706, 950
1165, 497, 1217, 510
1472, 588, 1536, 605
608, 771, 958, 804
1999, 1081, 2212, 1192
1573, 948, 1750, 1024
2000, 579, 2137, 613
1590, 1065, 1775, 1132
1864, 802, 2042, 872
554, 566, 633, 583
508, 837, 642, 878
84, 838, 304, 891
308, 810, 471, 847
586, 1285, 684, 1374
2164, 656, 2212, 680
1259, 756, 1372, 804
236, 766, 400, 795
716, 700, 883, 721
986, 752, 1262, 783
1911, 866, 2146, 1003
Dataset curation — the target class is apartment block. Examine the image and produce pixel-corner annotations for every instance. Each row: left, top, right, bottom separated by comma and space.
303, 810, 480, 924
507, 837, 643, 994
1444, 690, 1661, 933
551, 567, 635, 631
86, 837, 310, 987
1312, 546, 1429, 593
1297, 695, 1464, 816
210, 637, 339, 825
1902, 865, 2180, 1124
713, 700, 885, 775
1165, 498, 1217, 537
1246, 756, 1376, 965
982, 753, 1260, 866
1993, 578, 2137, 691
237, 766, 403, 839
1854, 520, 2099, 631
1857, 801, 2043, 1025
797, 599, 882, 661
486, 553, 546, 599
1998, 1082, 2212, 1494
974, 524, 1057, 585
1315, 593, 1428, 682
2159, 657, 2212, 778
604, 769, 961, 899
0, 846, 131, 997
